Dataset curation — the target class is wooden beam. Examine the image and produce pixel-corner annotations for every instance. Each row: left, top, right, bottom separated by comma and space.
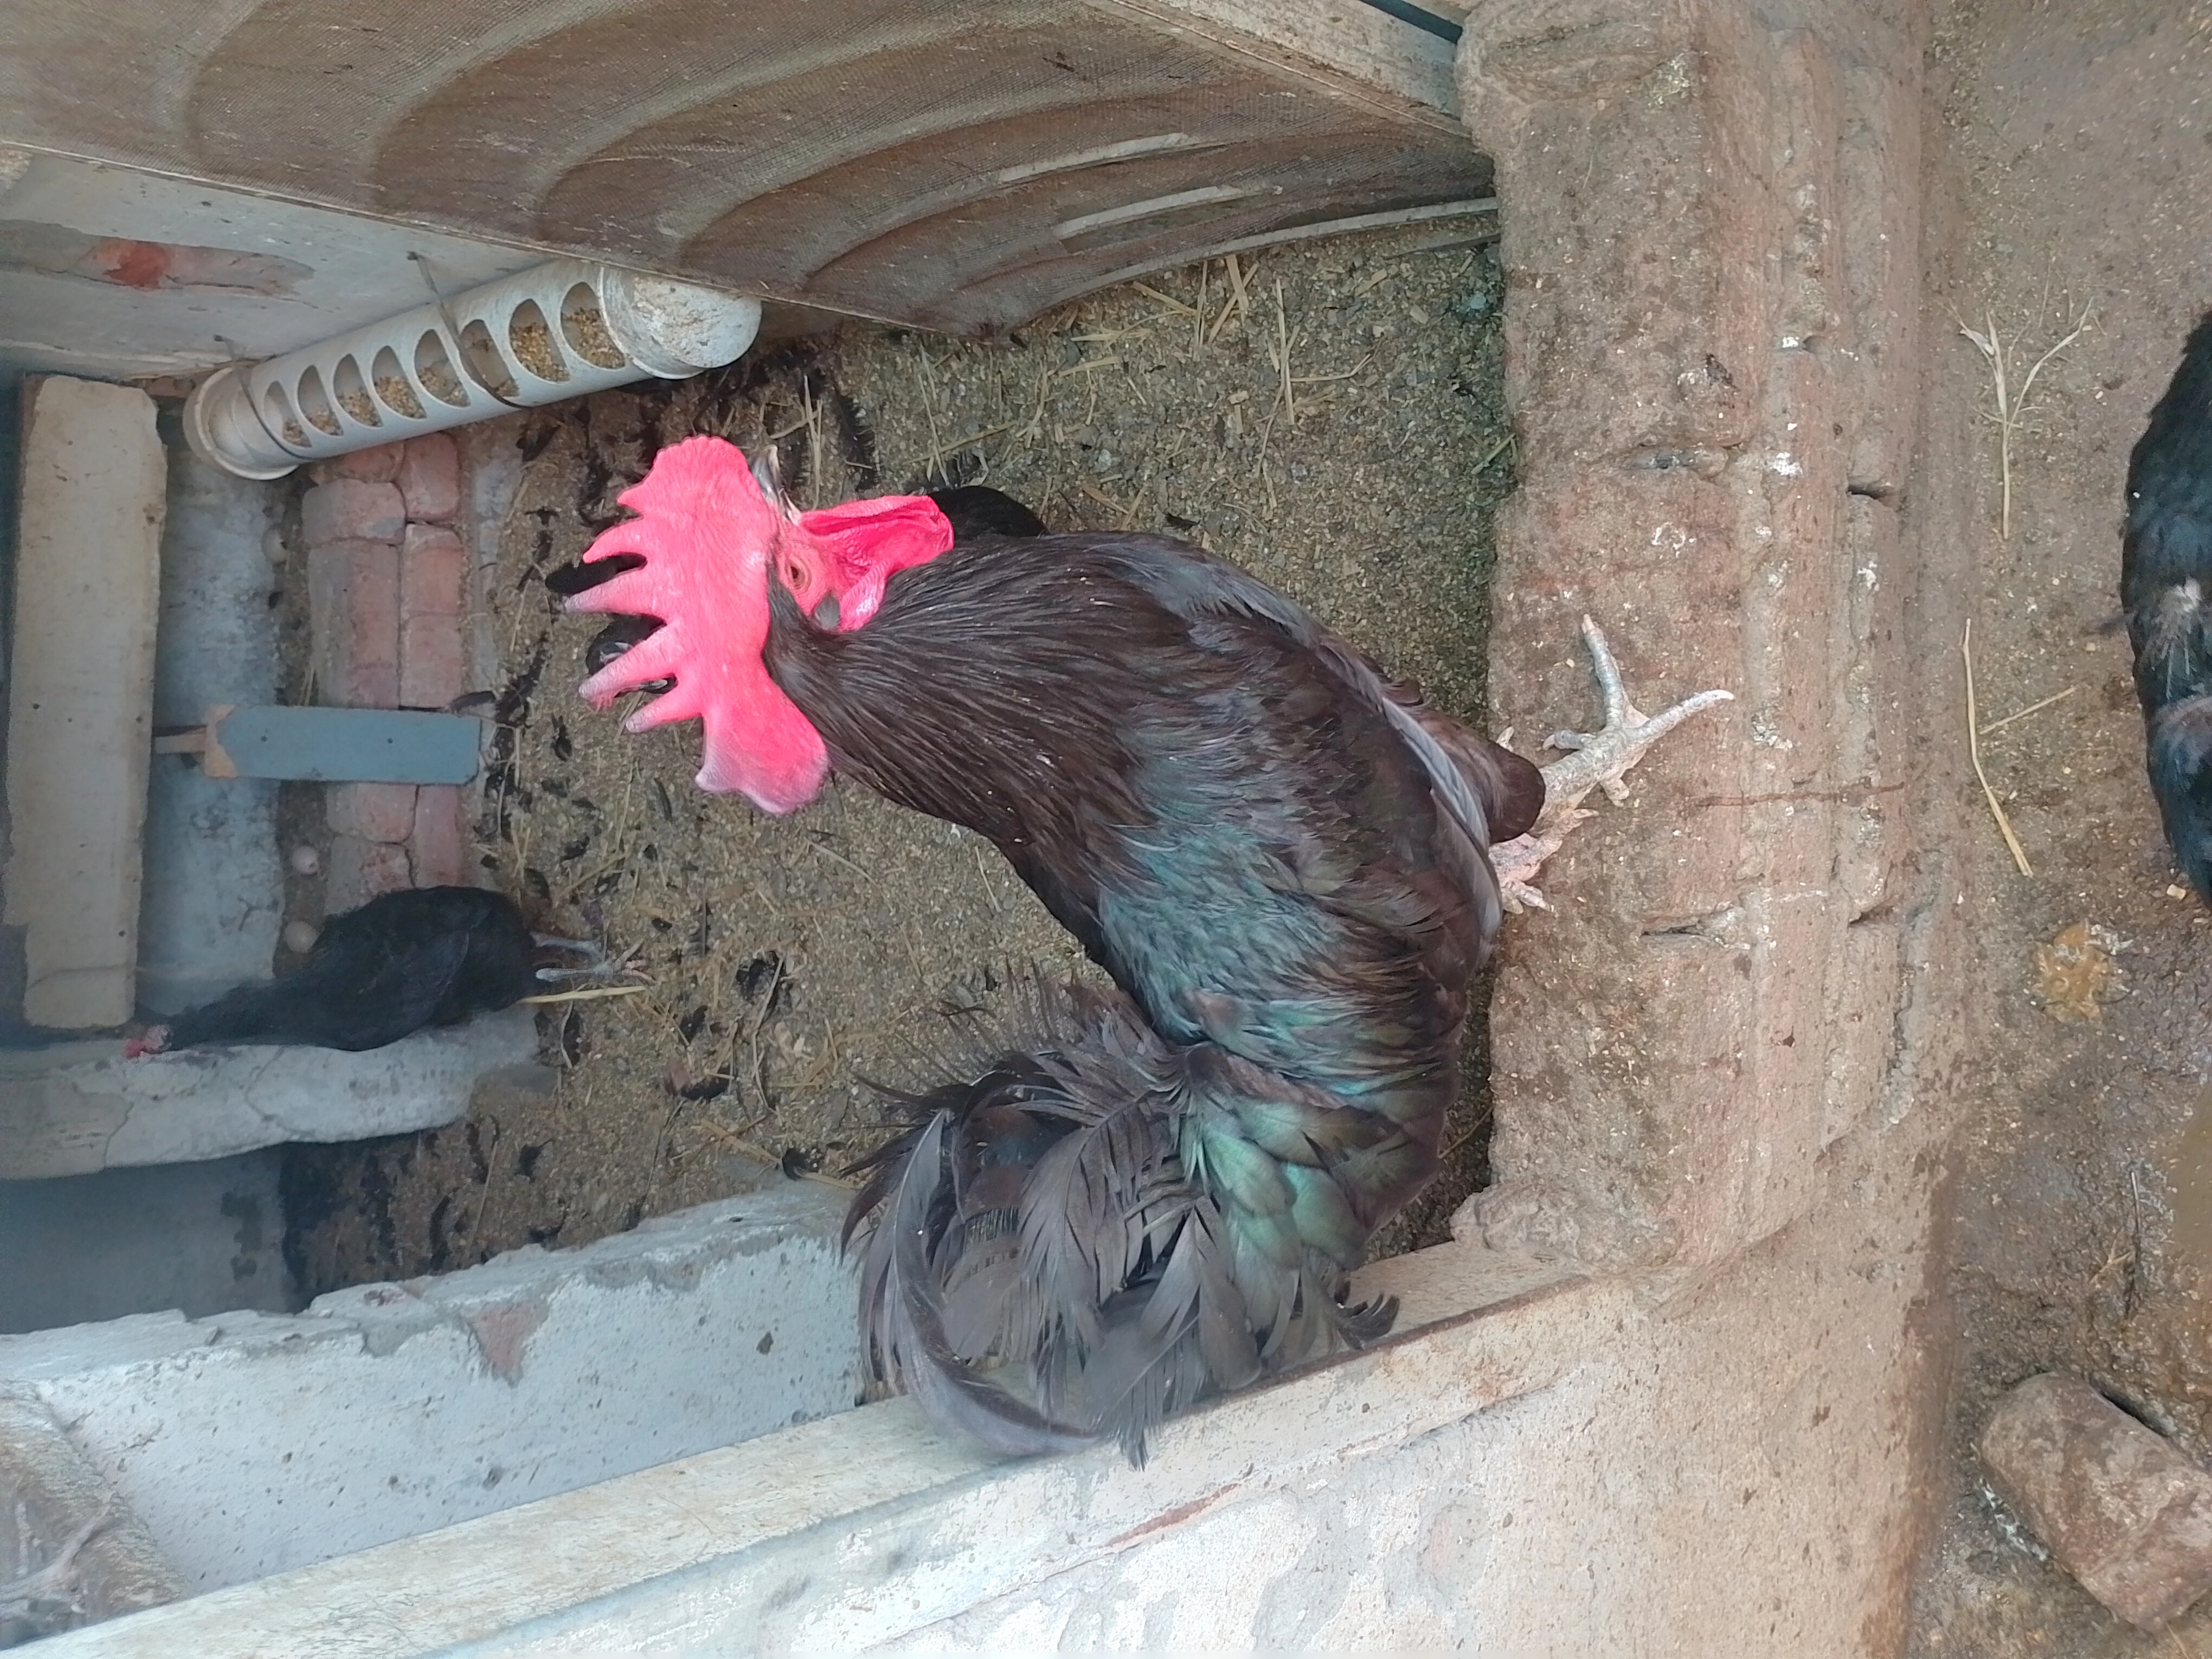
1086, 0, 1465, 131
158, 706, 485, 785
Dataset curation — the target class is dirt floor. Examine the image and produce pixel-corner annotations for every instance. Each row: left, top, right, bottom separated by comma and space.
1906, 3, 2212, 1652
284, 221, 1514, 1291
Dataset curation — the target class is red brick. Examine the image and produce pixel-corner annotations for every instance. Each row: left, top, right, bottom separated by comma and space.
325, 834, 411, 912
327, 782, 419, 843
308, 445, 402, 485
306, 540, 401, 708
401, 614, 467, 710
395, 432, 461, 523
410, 786, 473, 888
402, 523, 467, 616
302, 478, 404, 546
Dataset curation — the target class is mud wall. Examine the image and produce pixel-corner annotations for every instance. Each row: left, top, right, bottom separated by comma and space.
1458, 0, 1970, 1276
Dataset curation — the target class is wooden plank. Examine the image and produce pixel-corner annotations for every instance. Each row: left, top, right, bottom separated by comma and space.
0, 3, 1483, 337
200, 706, 481, 784
3, 376, 164, 1030
1088, 0, 1464, 128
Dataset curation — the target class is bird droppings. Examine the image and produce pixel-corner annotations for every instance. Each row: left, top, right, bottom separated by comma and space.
281, 222, 1512, 1293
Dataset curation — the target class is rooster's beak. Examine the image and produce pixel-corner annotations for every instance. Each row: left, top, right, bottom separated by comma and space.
750, 446, 801, 523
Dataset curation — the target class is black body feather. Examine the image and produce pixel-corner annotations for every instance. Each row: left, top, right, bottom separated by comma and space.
924, 485, 1050, 541
768, 523, 1541, 1459
2125, 311, 2212, 900
151, 887, 540, 1053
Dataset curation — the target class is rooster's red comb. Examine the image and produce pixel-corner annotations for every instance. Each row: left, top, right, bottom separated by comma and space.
567, 435, 951, 813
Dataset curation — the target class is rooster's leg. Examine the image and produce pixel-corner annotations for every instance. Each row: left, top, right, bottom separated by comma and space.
1489, 615, 1733, 914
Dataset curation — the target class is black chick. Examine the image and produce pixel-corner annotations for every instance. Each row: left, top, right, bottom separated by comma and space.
128, 886, 574, 1056
582, 485, 1046, 680
2124, 310, 2212, 900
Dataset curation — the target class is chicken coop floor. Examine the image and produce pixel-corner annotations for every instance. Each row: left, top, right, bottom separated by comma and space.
281, 221, 1513, 1294
1906, 2, 2212, 1652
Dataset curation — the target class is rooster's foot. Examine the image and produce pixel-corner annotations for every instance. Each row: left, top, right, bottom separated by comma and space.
1490, 615, 1732, 914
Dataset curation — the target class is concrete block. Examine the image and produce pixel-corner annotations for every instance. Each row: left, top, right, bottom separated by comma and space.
305, 540, 400, 709
395, 433, 460, 523
0, 1185, 860, 1593
399, 614, 466, 710
0, 1008, 537, 1180
300, 479, 403, 546
1980, 1373, 2212, 1630
0, 1387, 185, 1644
3, 376, 165, 1029
324, 835, 411, 912
400, 523, 466, 616
409, 786, 472, 889
307, 447, 401, 486
326, 782, 417, 844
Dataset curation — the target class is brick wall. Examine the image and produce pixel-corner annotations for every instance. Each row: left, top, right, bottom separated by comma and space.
298, 434, 476, 908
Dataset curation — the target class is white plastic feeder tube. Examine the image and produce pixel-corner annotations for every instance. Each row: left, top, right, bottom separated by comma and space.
184, 260, 762, 479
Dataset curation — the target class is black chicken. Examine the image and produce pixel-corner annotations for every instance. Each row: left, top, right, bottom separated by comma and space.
570, 438, 1728, 1457
127, 886, 603, 1056
2124, 309, 2212, 900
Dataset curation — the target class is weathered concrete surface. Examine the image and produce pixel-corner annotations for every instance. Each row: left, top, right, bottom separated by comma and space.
0, 1010, 537, 1178
3, 376, 166, 1030
0, 1152, 294, 1334
0, 1387, 184, 1645
0, 1184, 858, 1596
136, 448, 284, 1017
1452, 0, 1967, 1282
31, 1107, 1944, 1655
1980, 1374, 2212, 1632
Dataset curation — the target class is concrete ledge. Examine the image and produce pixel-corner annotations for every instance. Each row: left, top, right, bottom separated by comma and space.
0, 1009, 537, 1178
0, 1184, 859, 1596
23, 1248, 1593, 1655
23, 1089, 1949, 1657
27, 1155, 1939, 1655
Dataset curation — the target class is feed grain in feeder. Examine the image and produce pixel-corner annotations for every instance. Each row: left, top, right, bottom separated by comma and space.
183, 259, 761, 479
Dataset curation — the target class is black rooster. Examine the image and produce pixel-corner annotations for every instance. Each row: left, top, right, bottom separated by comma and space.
127, 886, 604, 1056
2124, 309, 2212, 900
570, 439, 1727, 1457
